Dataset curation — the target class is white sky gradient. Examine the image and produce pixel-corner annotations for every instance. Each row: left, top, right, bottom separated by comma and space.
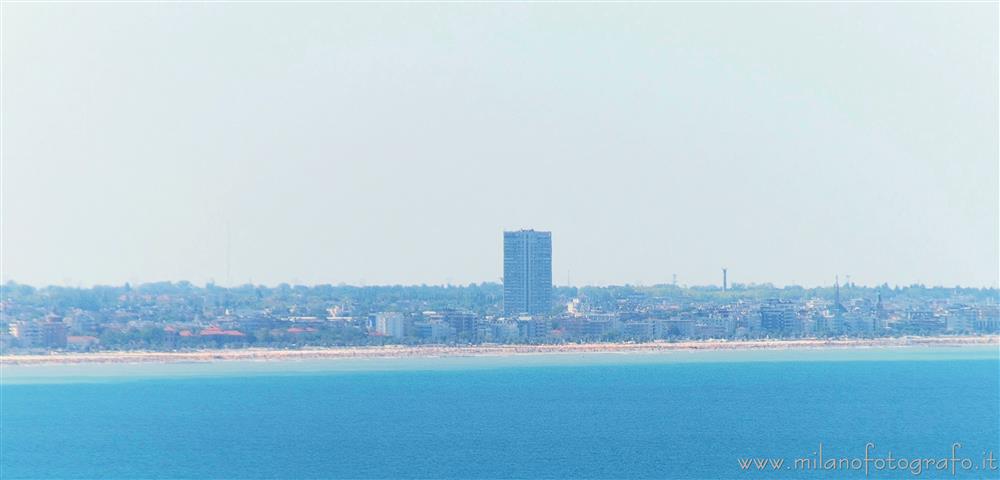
3, 3, 998, 288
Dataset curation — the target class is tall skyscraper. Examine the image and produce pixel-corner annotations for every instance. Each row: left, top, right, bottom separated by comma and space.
503, 229, 552, 316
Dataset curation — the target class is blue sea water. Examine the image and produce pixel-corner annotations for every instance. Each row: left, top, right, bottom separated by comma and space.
2, 347, 998, 479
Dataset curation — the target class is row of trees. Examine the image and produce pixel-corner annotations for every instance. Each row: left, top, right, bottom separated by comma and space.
3, 281, 995, 317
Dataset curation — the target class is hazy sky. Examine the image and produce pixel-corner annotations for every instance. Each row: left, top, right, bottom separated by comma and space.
3, 3, 998, 288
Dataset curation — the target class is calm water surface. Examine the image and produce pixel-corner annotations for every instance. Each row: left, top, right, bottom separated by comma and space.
2, 347, 998, 479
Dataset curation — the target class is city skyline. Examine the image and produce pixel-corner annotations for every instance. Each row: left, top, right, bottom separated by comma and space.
2, 4, 997, 480
2, 271, 996, 291
4, 271, 997, 353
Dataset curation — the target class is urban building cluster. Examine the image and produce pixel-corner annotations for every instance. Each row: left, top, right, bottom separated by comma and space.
2, 230, 997, 352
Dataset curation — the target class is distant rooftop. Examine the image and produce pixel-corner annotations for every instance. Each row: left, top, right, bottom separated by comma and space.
505, 229, 550, 233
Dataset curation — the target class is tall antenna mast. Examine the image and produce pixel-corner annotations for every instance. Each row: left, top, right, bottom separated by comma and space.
226, 221, 232, 287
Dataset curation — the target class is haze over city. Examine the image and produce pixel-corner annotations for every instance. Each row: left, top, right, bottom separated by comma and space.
3, 4, 997, 288
2, 3, 999, 479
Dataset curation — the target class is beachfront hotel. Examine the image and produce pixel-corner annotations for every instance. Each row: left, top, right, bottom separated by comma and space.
503, 229, 553, 317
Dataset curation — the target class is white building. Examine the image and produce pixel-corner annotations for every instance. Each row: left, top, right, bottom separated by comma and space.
375, 312, 406, 338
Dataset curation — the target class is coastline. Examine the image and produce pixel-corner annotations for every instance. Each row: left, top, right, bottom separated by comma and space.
1, 335, 997, 366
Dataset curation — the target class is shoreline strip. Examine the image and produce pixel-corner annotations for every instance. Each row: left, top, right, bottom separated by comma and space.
1, 336, 997, 366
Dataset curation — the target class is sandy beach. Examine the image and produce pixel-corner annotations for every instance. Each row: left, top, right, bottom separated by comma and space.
1, 336, 996, 366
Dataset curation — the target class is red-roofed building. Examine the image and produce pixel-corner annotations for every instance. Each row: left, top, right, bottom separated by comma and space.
200, 326, 245, 337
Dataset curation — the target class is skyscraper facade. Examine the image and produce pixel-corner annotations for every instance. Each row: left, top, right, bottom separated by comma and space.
503, 229, 552, 316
